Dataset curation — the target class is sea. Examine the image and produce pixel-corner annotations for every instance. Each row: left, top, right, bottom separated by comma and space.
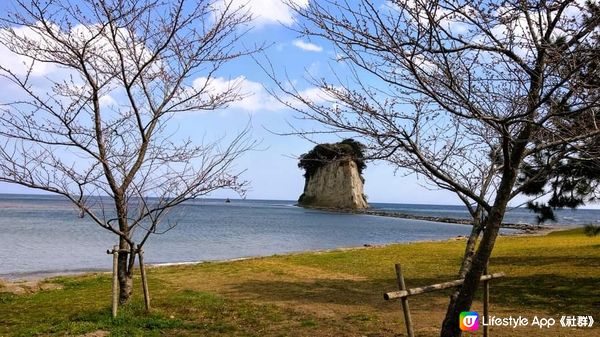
1, 194, 598, 279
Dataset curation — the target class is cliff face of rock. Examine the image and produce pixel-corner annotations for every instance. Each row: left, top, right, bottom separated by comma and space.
298, 158, 368, 209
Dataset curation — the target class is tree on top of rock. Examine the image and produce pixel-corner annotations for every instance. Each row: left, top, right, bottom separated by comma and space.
298, 139, 366, 180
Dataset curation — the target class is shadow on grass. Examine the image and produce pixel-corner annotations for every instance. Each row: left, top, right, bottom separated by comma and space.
493, 275, 600, 314
491, 255, 600, 268
231, 273, 600, 315
232, 276, 457, 310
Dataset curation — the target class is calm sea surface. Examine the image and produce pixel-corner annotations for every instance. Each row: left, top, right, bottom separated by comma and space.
1, 194, 597, 279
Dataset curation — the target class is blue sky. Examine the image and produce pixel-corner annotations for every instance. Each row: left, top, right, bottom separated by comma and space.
0, 0, 554, 206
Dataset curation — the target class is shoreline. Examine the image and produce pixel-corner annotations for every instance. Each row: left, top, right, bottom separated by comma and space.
0, 226, 567, 287
0, 206, 569, 285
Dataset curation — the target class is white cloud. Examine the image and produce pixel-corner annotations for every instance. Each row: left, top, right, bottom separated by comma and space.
192, 76, 284, 113
99, 94, 118, 108
382, 1, 471, 35
0, 22, 157, 82
292, 40, 323, 52
411, 54, 437, 72
189, 75, 336, 114
0, 25, 58, 76
295, 86, 333, 105
216, 0, 309, 26
279, 85, 339, 110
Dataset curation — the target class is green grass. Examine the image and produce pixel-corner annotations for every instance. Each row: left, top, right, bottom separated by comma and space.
1, 228, 599, 336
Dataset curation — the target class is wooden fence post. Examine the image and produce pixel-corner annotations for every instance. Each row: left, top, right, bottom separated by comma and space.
483, 262, 489, 337
138, 247, 151, 311
395, 264, 415, 337
384, 265, 504, 337
111, 245, 119, 318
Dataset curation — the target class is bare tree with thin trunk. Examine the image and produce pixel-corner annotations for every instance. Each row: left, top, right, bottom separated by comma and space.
0, 0, 256, 304
272, 1, 600, 336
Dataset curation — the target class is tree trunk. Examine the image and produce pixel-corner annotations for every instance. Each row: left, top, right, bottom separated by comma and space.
458, 218, 483, 279
440, 217, 484, 324
434, 212, 485, 337
440, 213, 502, 337
441, 170, 517, 337
118, 237, 133, 304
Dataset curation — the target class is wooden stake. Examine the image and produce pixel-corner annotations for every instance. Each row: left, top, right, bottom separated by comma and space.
111, 245, 119, 318
384, 272, 505, 300
483, 263, 489, 337
395, 264, 415, 337
138, 247, 151, 311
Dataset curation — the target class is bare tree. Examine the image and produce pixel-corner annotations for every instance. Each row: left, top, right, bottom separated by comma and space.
0, 0, 256, 303
272, 1, 600, 336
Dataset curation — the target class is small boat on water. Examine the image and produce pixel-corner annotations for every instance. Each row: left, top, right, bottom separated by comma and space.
225, 198, 231, 203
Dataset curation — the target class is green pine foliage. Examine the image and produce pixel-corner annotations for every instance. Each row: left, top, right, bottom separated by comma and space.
298, 139, 366, 179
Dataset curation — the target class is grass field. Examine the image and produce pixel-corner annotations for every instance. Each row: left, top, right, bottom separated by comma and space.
1, 228, 599, 337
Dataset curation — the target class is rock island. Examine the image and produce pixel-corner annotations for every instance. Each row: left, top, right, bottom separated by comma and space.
297, 139, 368, 209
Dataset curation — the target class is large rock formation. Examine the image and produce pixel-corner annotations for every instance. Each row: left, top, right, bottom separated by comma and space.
298, 139, 369, 209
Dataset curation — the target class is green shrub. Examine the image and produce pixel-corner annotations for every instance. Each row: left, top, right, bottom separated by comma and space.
584, 224, 600, 236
